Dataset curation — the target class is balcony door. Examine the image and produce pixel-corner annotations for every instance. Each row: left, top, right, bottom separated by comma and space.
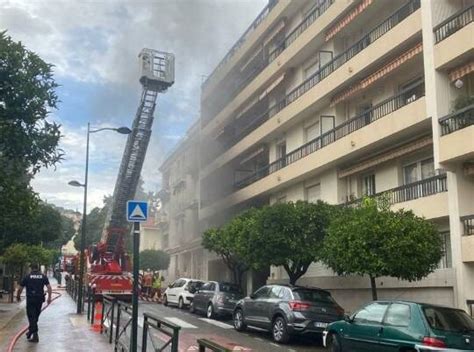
402, 157, 435, 200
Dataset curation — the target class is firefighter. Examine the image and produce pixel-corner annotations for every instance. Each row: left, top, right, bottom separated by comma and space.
16, 263, 52, 343
143, 269, 153, 296
152, 272, 162, 300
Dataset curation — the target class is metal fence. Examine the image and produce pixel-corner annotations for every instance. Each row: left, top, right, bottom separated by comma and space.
115, 300, 133, 352
439, 104, 474, 136
234, 82, 425, 190
102, 295, 117, 344
141, 312, 180, 352
434, 5, 474, 43
462, 215, 474, 236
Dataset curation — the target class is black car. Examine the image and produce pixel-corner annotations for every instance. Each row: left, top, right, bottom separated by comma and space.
190, 281, 244, 318
233, 284, 344, 343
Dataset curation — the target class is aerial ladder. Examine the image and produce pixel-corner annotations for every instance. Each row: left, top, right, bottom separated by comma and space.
87, 49, 174, 296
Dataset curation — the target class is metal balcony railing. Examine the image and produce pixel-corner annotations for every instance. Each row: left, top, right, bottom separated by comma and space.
347, 174, 448, 206
202, 0, 278, 90
439, 103, 474, 135
434, 5, 474, 43
233, 82, 425, 190
221, 0, 420, 150
462, 215, 474, 236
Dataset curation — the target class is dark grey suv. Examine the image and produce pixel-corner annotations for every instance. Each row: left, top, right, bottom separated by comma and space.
190, 281, 244, 318
233, 285, 344, 343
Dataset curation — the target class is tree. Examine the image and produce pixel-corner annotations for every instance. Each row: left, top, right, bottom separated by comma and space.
321, 197, 444, 300
203, 209, 257, 287
139, 249, 170, 271
247, 201, 335, 285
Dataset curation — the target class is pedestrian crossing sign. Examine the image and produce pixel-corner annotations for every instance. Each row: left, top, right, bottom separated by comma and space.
127, 200, 148, 222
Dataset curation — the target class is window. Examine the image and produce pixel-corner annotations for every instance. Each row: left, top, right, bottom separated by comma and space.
304, 58, 319, 79
252, 286, 271, 299
439, 232, 452, 269
304, 121, 320, 142
423, 306, 474, 332
292, 289, 335, 304
207, 283, 216, 291
403, 157, 435, 184
173, 279, 185, 288
200, 282, 212, 291
353, 302, 389, 324
305, 183, 321, 203
362, 174, 376, 196
269, 286, 283, 299
276, 195, 287, 204
219, 283, 241, 294
384, 303, 411, 327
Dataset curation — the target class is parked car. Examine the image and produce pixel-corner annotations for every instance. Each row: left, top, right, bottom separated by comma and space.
233, 284, 344, 343
190, 281, 244, 319
163, 278, 204, 309
323, 300, 474, 351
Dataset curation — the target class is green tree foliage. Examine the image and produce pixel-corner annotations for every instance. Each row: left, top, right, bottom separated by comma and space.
0, 31, 62, 253
248, 201, 335, 285
203, 209, 257, 287
139, 249, 170, 271
1, 243, 56, 275
321, 198, 444, 300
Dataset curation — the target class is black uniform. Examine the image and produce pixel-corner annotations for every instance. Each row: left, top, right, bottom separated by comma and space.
20, 271, 49, 334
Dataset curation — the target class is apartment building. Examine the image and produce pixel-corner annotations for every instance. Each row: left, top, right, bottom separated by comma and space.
155, 121, 205, 283
199, 0, 474, 312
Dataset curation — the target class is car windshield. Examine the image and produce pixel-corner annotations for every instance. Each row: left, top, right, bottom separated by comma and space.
219, 283, 242, 294
292, 289, 334, 303
423, 306, 474, 332
188, 281, 203, 290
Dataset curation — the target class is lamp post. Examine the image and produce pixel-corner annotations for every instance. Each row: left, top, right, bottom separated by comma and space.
68, 122, 131, 314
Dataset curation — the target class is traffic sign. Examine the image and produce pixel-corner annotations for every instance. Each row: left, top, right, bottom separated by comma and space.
127, 200, 148, 222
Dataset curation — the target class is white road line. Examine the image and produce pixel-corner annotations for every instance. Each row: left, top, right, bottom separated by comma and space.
198, 318, 233, 329
164, 317, 198, 329
269, 342, 281, 348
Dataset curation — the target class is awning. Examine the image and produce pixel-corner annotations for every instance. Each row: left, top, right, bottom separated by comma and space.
259, 72, 285, 100
338, 136, 433, 178
449, 61, 474, 82
330, 42, 423, 106
263, 19, 286, 47
325, 0, 373, 41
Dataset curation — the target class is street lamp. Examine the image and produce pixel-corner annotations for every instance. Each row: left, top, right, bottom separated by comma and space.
68, 122, 131, 314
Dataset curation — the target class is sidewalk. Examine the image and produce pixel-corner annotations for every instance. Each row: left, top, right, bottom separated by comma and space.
6, 288, 113, 352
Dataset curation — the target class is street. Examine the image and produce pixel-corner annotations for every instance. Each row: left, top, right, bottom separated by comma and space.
137, 302, 326, 352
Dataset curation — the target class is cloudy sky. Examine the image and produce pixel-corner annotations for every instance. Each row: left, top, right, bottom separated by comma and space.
1, 0, 267, 210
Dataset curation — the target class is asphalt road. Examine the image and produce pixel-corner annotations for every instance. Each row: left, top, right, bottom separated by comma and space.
137, 301, 327, 352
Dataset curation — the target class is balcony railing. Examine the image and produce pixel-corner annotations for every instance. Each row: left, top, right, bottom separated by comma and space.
222, 0, 420, 149
347, 174, 448, 206
234, 82, 425, 190
202, 0, 278, 90
439, 103, 474, 135
462, 215, 474, 236
434, 5, 474, 43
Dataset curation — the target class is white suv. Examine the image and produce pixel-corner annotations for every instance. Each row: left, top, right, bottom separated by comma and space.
163, 278, 203, 309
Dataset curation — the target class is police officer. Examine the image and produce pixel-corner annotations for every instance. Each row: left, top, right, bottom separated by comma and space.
16, 263, 52, 343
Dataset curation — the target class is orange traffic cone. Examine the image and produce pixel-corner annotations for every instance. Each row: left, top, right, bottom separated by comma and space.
91, 302, 103, 332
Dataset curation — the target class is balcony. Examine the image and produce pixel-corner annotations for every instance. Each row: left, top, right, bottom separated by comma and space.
438, 104, 474, 164
348, 174, 449, 219
201, 1, 422, 176
434, 6, 474, 69
462, 215, 474, 262
202, 0, 335, 127
235, 82, 425, 189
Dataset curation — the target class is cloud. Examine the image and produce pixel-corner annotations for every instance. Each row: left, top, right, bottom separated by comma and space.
2, 0, 267, 209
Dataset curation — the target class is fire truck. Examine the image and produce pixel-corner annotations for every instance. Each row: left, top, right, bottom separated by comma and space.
86, 49, 174, 297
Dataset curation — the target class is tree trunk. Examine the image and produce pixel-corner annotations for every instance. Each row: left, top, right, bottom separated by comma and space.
370, 276, 378, 300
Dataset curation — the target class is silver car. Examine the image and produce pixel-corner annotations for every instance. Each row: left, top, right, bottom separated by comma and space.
190, 281, 244, 319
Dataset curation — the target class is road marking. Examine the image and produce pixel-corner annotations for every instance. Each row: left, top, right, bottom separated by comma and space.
164, 317, 197, 329
269, 342, 281, 348
198, 318, 233, 329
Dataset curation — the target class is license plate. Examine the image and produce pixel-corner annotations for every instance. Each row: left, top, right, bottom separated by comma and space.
314, 322, 328, 328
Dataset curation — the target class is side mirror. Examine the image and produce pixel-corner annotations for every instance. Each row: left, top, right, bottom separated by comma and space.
344, 314, 352, 323
249, 293, 256, 299
168, 284, 172, 288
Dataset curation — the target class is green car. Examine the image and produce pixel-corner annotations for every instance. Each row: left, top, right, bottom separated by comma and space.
323, 300, 474, 351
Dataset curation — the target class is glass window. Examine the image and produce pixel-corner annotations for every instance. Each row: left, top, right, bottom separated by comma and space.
276, 195, 287, 204
252, 286, 271, 299
362, 174, 376, 196
219, 283, 242, 293
304, 122, 319, 142
353, 302, 389, 324
208, 283, 216, 291
269, 286, 283, 299
421, 158, 435, 179
292, 289, 335, 304
304, 58, 319, 79
403, 158, 434, 184
403, 162, 419, 184
439, 232, 452, 269
423, 306, 474, 332
305, 184, 321, 203
200, 282, 212, 291
384, 303, 411, 327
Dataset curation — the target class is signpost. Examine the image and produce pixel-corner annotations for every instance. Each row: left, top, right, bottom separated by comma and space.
126, 200, 148, 352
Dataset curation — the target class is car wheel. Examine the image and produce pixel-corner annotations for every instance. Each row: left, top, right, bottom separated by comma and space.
206, 303, 215, 319
272, 316, 290, 344
163, 295, 168, 306
178, 297, 184, 309
189, 301, 195, 313
327, 333, 341, 352
233, 309, 246, 331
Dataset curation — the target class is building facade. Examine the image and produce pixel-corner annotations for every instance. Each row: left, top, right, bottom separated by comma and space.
156, 121, 206, 283
199, 0, 474, 312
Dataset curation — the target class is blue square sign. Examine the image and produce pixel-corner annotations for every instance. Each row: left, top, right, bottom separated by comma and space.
127, 200, 148, 222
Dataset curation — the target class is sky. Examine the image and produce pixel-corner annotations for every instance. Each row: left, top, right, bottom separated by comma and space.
0, 0, 267, 211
